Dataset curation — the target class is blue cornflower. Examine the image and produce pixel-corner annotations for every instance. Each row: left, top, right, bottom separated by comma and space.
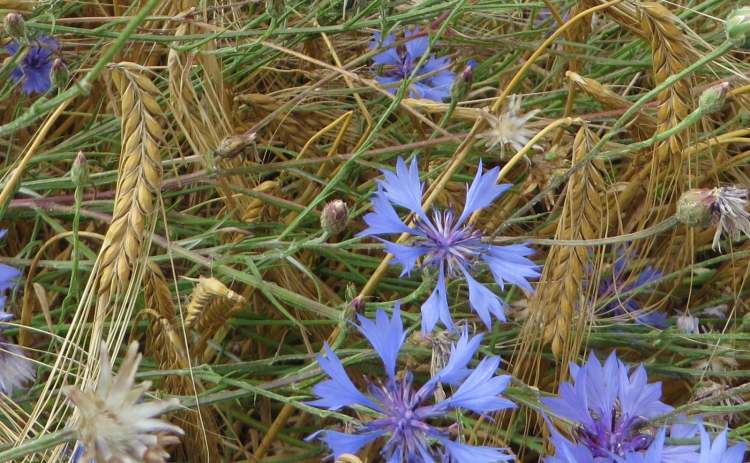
0, 229, 32, 395
542, 352, 698, 461
597, 256, 667, 328
370, 28, 456, 102
698, 424, 746, 463
5, 35, 59, 95
308, 306, 515, 462
358, 156, 539, 332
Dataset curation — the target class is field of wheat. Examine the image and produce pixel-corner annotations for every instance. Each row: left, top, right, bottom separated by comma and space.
1, 1, 750, 462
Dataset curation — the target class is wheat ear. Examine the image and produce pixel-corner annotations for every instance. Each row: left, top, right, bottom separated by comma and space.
185, 277, 246, 355
97, 63, 163, 309
534, 126, 607, 360
566, 71, 656, 136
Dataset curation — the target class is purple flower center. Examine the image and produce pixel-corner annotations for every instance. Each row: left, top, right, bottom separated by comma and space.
576, 407, 653, 457
415, 209, 484, 275
366, 374, 436, 458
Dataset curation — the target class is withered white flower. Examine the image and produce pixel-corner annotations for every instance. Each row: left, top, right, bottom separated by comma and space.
711, 187, 750, 250
64, 341, 183, 463
0, 341, 34, 395
478, 95, 539, 154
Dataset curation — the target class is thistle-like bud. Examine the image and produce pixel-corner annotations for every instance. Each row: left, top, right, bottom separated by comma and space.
726, 7, 750, 48
71, 151, 88, 186
216, 132, 256, 158
675, 189, 714, 227
698, 82, 730, 114
451, 59, 476, 101
321, 199, 349, 235
3, 13, 25, 41
50, 58, 68, 90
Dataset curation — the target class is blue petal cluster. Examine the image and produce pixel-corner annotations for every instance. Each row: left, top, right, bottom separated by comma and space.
542, 352, 700, 462
359, 157, 539, 332
308, 306, 515, 462
0, 229, 32, 395
370, 28, 456, 102
5, 35, 59, 95
597, 256, 667, 328
697, 424, 746, 463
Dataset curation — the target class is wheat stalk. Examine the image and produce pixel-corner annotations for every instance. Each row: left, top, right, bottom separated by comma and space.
97, 63, 163, 310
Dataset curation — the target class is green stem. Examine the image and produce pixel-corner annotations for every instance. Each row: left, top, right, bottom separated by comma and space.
0, 429, 76, 461
492, 216, 680, 246
0, 0, 161, 137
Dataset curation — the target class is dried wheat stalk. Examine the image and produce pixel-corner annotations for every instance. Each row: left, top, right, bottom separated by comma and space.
536, 126, 607, 360
97, 63, 163, 310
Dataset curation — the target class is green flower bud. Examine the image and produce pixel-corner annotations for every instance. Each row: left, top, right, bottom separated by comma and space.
726, 7, 750, 48
3, 13, 25, 41
50, 58, 68, 90
699, 82, 729, 114
676, 189, 714, 227
71, 151, 88, 186
320, 199, 349, 235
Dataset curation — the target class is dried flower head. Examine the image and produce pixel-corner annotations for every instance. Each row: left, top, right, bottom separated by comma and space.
676, 187, 750, 251
64, 341, 183, 463
478, 95, 539, 154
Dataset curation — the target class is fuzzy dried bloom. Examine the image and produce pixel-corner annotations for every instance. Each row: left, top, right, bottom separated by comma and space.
478, 95, 539, 154
676, 187, 750, 251
64, 341, 183, 463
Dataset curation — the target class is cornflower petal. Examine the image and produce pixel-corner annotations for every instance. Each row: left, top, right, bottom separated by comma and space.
356, 307, 406, 379
371, 32, 401, 67
436, 436, 514, 462
620, 364, 672, 419
378, 157, 427, 218
309, 343, 377, 411
359, 190, 413, 237
461, 268, 506, 328
381, 239, 430, 276
434, 356, 514, 415
404, 28, 429, 62
310, 430, 386, 458
430, 329, 483, 386
543, 416, 596, 463
421, 267, 453, 332
458, 162, 510, 223
483, 244, 540, 292
699, 424, 746, 463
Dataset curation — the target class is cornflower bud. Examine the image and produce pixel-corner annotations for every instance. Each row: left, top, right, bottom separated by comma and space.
676, 189, 714, 227
726, 7, 750, 48
50, 58, 68, 90
70, 151, 88, 186
450, 59, 476, 101
3, 13, 25, 41
698, 82, 730, 114
320, 199, 349, 235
